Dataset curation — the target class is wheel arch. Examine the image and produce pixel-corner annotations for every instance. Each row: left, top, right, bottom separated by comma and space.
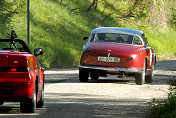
145, 57, 147, 70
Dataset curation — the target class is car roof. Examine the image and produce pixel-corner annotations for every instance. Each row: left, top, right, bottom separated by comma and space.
90, 27, 143, 36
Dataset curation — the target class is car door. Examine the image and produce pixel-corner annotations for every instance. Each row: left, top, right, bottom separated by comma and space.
34, 59, 43, 98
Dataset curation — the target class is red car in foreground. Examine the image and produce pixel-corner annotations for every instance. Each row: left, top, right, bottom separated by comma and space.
0, 31, 44, 113
79, 27, 156, 85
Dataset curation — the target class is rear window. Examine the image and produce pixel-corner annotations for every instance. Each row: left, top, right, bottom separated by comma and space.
133, 36, 143, 45
91, 33, 134, 44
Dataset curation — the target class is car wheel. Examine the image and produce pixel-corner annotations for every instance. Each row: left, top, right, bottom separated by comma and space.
145, 66, 154, 83
20, 86, 37, 113
79, 68, 89, 82
37, 86, 44, 108
90, 72, 99, 80
0, 101, 4, 105
135, 60, 146, 85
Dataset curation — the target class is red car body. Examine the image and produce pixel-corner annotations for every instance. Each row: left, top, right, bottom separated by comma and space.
79, 27, 156, 85
0, 37, 44, 113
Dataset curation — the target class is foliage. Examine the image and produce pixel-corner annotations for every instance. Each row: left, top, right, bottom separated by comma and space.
0, 0, 15, 36
0, 0, 176, 68
0, 0, 26, 38
149, 80, 176, 118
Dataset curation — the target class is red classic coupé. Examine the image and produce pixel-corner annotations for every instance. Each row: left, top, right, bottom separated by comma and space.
0, 31, 44, 113
79, 27, 156, 85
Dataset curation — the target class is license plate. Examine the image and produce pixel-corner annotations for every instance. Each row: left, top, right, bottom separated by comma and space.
98, 56, 120, 63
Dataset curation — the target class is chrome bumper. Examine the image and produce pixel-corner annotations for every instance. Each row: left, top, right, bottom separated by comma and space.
78, 65, 144, 73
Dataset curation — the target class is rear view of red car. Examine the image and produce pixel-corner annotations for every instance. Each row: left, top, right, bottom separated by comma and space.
0, 31, 44, 113
79, 27, 156, 85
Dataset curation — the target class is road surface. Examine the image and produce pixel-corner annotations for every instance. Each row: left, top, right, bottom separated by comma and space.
0, 60, 176, 118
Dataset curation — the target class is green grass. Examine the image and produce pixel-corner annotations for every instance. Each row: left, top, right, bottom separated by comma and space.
141, 26, 176, 59
1, 0, 176, 68
149, 80, 176, 118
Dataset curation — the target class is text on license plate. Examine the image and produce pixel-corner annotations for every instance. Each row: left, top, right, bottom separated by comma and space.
98, 56, 120, 63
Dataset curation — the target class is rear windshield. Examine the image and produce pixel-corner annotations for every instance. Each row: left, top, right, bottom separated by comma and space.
90, 33, 134, 44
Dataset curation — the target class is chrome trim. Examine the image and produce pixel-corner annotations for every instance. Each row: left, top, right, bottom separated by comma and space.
147, 69, 154, 71
78, 65, 144, 73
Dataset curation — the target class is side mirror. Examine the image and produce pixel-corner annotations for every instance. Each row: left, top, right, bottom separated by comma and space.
34, 48, 43, 56
83, 37, 89, 41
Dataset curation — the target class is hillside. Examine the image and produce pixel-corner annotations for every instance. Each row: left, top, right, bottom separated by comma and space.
1, 0, 176, 68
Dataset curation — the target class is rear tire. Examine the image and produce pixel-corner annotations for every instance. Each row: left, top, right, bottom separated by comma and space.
135, 60, 146, 85
20, 86, 36, 113
37, 86, 44, 108
145, 66, 154, 83
90, 72, 99, 80
0, 101, 4, 105
79, 68, 89, 82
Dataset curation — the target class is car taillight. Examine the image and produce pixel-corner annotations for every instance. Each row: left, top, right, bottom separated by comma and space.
10, 67, 30, 72
128, 55, 136, 61
27, 56, 35, 70
11, 68, 17, 72
0, 67, 30, 72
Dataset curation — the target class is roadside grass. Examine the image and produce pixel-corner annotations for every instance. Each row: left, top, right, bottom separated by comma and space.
149, 80, 176, 118
144, 27, 176, 60
1, 0, 176, 68
8, 0, 120, 68
122, 22, 176, 60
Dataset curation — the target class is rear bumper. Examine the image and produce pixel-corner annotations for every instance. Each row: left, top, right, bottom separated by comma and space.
0, 82, 35, 102
78, 65, 144, 74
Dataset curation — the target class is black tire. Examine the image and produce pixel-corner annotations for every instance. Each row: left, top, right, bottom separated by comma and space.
37, 86, 44, 108
135, 60, 146, 85
79, 68, 89, 82
0, 101, 4, 105
20, 87, 36, 113
90, 72, 99, 80
145, 66, 154, 83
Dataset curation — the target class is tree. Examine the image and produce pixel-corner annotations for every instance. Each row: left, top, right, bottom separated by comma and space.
0, 0, 25, 36
60, 0, 63, 4
86, 0, 98, 12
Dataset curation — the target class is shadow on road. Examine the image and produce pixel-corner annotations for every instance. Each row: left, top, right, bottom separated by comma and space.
0, 104, 46, 117
0, 106, 18, 114
45, 73, 174, 85
41, 92, 151, 118
88, 79, 131, 83
156, 60, 176, 71
45, 73, 77, 84
0, 93, 152, 117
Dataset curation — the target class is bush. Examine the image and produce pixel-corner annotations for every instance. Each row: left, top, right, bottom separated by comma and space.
149, 80, 176, 118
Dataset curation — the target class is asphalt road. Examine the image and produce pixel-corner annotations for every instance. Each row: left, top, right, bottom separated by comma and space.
0, 60, 176, 118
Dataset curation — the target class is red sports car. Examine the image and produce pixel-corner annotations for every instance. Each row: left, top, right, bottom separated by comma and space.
0, 31, 44, 113
79, 27, 156, 85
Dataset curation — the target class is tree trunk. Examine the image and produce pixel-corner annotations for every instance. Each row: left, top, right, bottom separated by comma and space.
86, 0, 98, 12
60, 0, 63, 4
